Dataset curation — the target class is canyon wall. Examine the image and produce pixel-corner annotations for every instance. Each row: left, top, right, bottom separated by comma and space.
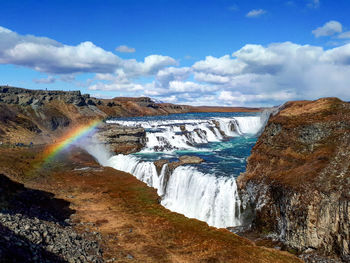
0, 86, 259, 145
237, 98, 350, 260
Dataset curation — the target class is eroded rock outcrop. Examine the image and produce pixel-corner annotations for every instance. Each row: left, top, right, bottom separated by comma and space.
154, 155, 204, 174
237, 98, 350, 261
94, 123, 146, 154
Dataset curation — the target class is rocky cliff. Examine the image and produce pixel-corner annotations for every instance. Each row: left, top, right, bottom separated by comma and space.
0, 86, 190, 144
237, 97, 350, 261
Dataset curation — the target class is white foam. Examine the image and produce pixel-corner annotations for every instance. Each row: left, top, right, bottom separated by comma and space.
106, 154, 242, 228
108, 115, 264, 152
161, 166, 241, 228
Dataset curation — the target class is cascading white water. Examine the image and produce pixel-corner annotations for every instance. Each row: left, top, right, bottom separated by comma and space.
104, 114, 267, 229
106, 155, 241, 228
161, 166, 241, 228
107, 116, 263, 152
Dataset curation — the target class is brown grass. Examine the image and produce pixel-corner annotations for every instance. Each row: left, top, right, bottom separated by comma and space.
0, 146, 302, 263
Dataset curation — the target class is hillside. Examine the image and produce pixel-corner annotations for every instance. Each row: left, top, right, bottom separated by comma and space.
238, 97, 350, 261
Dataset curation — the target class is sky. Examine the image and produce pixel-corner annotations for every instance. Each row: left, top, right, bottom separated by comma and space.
1, 0, 350, 106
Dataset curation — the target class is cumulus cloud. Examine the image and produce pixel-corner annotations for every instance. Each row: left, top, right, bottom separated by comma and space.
193, 55, 245, 75
2, 25, 350, 106
156, 67, 192, 87
246, 9, 266, 18
116, 45, 136, 53
88, 40, 350, 105
0, 26, 175, 77
312, 20, 342, 37
121, 55, 177, 77
0, 27, 120, 74
190, 41, 350, 105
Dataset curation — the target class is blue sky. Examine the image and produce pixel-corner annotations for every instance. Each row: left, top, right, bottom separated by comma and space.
1, 0, 350, 106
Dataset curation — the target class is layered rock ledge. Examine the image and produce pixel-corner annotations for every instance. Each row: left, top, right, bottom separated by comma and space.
94, 124, 146, 154
237, 98, 350, 261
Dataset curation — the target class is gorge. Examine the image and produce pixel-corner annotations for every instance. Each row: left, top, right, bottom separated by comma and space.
0, 86, 349, 262
101, 112, 267, 228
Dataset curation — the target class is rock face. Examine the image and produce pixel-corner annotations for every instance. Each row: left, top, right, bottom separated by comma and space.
0, 86, 94, 107
94, 123, 146, 154
237, 98, 350, 260
0, 86, 190, 144
154, 155, 204, 174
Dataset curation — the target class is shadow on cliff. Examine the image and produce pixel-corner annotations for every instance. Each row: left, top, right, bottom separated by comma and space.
0, 173, 75, 225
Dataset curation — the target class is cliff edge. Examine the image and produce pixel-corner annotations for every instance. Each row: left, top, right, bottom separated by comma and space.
237, 97, 350, 261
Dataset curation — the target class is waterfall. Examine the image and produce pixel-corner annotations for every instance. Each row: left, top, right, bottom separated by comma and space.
161, 166, 241, 228
104, 113, 268, 229
107, 115, 265, 152
106, 155, 241, 228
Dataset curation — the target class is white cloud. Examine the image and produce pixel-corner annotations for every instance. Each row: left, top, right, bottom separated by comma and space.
157, 95, 178, 103
116, 45, 136, 53
320, 43, 350, 65
3, 25, 350, 106
190, 41, 350, 105
312, 20, 342, 38
193, 55, 245, 75
0, 27, 120, 74
121, 55, 177, 77
169, 81, 214, 93
0, 26, 12, 33
194, 72, 231, 84
0, 26, 175, 77
338, 31, 350, 39
88, 40, 350, 105
246, 9, 266, 18
156, 67, 192, 87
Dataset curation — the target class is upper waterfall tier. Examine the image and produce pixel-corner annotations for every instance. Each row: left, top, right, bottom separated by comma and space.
107, 114, 264, 152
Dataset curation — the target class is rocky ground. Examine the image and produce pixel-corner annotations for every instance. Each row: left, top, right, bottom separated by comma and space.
237, 97, 350, 262
0, 213, 102, 263
0, 167, 103, 263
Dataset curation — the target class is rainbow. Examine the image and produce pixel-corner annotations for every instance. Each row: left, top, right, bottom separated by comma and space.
42, 119, 102, 165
